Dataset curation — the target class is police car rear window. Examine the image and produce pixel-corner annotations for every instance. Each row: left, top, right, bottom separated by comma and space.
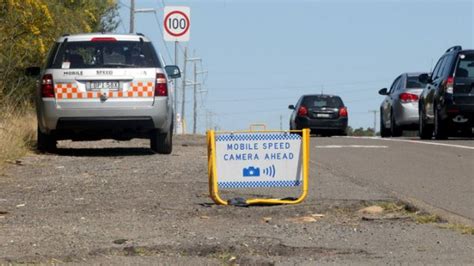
48, 41, 161, 69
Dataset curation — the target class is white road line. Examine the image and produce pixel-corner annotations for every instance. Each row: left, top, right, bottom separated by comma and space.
315, 145, 388, 149
343, 136, 474, 150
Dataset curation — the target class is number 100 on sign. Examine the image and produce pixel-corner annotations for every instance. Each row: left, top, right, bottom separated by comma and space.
163, 6, 190, 42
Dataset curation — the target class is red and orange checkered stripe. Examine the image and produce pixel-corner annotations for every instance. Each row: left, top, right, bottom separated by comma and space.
54, 82, 154, 99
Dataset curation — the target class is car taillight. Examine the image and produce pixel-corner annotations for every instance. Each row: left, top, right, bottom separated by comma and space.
297, 106, 308, 116
399, 92, 419, 103
446, 76, 454, 94
41, 74, 54, 98
155, 73, 168, 96
339, 107, 348, 117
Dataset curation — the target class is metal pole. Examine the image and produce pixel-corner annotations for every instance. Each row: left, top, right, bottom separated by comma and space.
174, 41, 178, 133
129, 0, 135, 33
180, 47, 187, 132
193, 58, 197, 134
369, 110, 377, 136
374, 111, 377, 135
280, 114, 283, 130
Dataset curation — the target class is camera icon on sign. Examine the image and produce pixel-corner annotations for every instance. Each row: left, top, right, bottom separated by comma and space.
243, 166, 260, 177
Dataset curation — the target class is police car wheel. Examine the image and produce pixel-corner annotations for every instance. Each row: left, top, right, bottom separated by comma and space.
37, 127, 56, 153
150, 128, 172, 154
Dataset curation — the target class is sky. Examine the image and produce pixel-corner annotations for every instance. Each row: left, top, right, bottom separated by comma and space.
117, 0, 473, 133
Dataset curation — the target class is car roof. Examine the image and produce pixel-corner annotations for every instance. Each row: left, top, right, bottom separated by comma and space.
56, 33, 151, 43
301, 94, 342, 98
404, 72, 426, 77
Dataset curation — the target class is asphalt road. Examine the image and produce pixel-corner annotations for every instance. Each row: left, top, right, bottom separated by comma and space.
312, 136, 474, 223
1, 135, 473, 264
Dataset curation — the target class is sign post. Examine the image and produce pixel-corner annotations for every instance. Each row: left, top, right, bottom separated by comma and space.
207, 129, 310, 206
164, 6, 190, 134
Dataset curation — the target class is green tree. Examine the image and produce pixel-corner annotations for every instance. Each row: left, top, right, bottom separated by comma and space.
0, 0, 120, 106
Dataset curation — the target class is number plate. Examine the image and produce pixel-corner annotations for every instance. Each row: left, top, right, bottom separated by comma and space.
87, 81, 120, 91
316, 113, 331, 118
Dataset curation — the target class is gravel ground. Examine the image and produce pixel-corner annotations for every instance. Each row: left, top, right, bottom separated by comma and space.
0, 135, 473, 264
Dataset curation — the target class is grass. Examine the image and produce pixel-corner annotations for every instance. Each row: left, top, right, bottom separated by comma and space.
0, 103, 37, 169
438, 224, 474, 235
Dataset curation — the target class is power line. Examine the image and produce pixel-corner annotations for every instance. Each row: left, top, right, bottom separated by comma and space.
118, 0, 131, 9
152, 12, 173, 63
204, 79, 392, 91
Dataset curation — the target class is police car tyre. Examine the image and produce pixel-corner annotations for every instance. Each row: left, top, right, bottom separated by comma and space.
150, 128, 172, 154
37, 127, 56, 152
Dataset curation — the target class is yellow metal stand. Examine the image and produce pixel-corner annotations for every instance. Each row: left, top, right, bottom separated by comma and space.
207, 129, 310, 206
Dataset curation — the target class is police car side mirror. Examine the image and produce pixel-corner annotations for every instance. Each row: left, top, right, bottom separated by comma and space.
288, 104, 295, 110
165, 65, 181, 79
25, 67, 41, 77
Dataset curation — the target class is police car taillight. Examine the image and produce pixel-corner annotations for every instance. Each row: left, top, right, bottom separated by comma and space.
41, 74, 54, 98
155, 73, 168, 96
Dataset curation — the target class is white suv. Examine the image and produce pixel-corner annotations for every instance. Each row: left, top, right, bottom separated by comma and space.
27, 33, 181, 154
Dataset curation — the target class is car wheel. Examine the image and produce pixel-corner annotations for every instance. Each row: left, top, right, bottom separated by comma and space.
150, 126, 173, 154
418, 108, 433, 140
390, 111, 403, 137
37, 127, 56, 153
380, 113, 390, 138
433, 107, 448, 140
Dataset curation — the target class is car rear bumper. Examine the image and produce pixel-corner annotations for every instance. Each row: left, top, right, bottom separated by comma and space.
440, 97, 474, 126
393, 102, 419, 126
295, 117, 348, 131
37, 98, 172, 134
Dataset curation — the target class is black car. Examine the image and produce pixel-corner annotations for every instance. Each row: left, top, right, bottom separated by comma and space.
289, 94, 348, 136
418, 46, 474, 139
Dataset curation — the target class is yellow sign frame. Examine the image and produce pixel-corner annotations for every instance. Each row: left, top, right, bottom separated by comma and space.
207, 129, 310, 206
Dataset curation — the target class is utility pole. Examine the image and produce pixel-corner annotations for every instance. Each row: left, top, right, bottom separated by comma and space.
193, 59, 197, 134
280, 114, 283, 130
129, 0, 135, 33
185, 54, 203, 134
369, 110, 377, 136
174, 41, 178, 133
180, 47, 188, 131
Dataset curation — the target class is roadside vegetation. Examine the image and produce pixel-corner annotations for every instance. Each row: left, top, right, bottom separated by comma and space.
0, 0, 119, 168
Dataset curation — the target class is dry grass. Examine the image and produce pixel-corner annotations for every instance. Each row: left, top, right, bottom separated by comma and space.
0, 103, 37, 169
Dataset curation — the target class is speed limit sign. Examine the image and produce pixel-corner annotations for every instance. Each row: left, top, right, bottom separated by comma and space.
163, 6, 190, 42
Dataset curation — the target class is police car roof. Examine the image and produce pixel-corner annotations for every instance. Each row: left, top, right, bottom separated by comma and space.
56, 33, 151, 43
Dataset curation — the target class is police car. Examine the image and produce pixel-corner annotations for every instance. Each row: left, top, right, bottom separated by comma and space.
27, 33, 181, 154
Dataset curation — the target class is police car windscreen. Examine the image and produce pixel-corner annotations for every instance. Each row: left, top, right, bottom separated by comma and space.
49, 41, 161, 69
303, 96, 343, 108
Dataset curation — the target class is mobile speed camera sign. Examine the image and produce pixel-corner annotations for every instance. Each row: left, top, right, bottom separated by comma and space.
207, 129, 310, 206
163, 6, 190, 42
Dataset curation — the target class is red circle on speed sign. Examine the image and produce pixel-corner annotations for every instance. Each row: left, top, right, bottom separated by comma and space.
164, 11, 190, 37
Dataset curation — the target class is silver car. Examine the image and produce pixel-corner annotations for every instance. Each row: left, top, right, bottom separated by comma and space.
378, 72, 428, 137
28, 33, 181, 154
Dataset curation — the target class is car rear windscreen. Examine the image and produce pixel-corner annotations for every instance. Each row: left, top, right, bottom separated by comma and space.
455, 53, 474, 78
48, 41, 161, 69
406, 76, 427, 88
302, 96, 344, 108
